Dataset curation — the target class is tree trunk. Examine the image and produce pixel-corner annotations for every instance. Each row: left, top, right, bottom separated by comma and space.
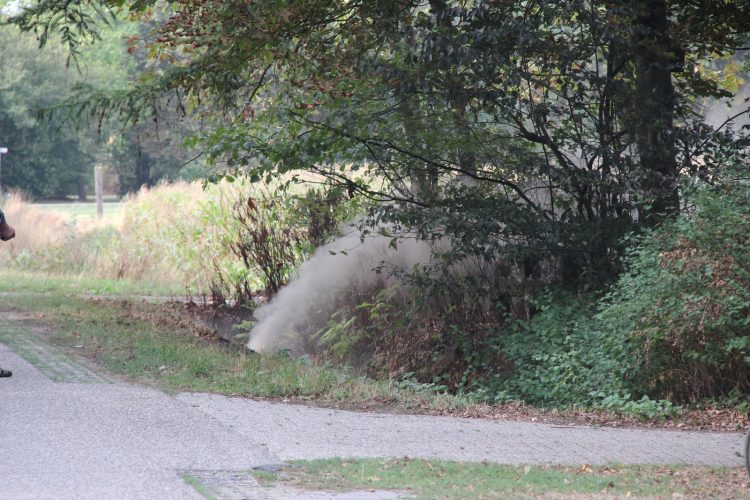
77, 175, 87, 201
136, 149, 152, 189
398, 19, 436, 202
632, 0, 680, 226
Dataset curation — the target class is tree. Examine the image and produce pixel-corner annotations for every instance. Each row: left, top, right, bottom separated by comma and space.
0, 9, 212, 198
629, 0, 750, 225
0, 25, 94, 199
68, 13, 211, 194
10, 0, 750, 284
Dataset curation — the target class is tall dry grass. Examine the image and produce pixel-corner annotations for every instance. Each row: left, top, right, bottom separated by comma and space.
2, 193, 73, 256
0, 182, 256, 296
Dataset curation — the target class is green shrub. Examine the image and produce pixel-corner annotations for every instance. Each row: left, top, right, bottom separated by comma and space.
475, 180, 749, 411
598, 394, 681, 420
485, 292, 634, 408
597, 181, 750, 403
309, 275, 506, 389
310, 285, 413, 374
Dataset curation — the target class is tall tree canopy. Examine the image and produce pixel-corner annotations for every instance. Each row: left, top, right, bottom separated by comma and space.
11, 0, 750, 284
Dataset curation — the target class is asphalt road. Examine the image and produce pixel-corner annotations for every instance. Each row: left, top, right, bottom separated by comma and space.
0, 325, 745, 499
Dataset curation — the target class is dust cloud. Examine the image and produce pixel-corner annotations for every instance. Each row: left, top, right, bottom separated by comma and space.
246, 225, 433, 353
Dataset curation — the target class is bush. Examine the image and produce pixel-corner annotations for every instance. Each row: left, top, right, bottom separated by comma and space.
229, 192, 306, 298
479, 292, 632, 408
597, 181, 750, 403
310, 284, 452, 379
598, 394, 681, 420
308, 266, 510, 389
291, 185, 355, 247
469, 180, 749, 411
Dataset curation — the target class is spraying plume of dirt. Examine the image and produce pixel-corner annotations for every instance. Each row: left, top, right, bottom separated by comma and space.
247, 226, 433, 353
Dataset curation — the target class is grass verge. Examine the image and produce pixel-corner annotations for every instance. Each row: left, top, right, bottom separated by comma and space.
253, 458, 749, 499
0, 276, 470, 411
0, 271, 747, 430
0, 270, 182, 297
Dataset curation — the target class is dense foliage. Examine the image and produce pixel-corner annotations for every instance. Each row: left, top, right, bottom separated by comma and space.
598, 179, 750, 403
314, 179, 749, 412
0, 12, 212, 198
490, 178, 750, 409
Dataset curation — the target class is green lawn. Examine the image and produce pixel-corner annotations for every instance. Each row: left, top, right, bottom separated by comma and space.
31, 201, 123, 222
252, 458, 748, 499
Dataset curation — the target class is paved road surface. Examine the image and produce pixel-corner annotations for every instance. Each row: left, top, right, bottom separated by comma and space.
0, 320, 745, 499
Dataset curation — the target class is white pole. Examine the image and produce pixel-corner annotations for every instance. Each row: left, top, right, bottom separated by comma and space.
0, 147, 7, 195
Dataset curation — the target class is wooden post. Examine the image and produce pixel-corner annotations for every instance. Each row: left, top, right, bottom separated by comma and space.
95, 166, 103, 219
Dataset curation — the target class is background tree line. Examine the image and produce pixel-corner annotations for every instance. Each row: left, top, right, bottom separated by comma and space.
0, 8, 210, 198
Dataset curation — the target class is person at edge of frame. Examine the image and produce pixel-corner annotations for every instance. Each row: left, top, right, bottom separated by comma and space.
0, 208, 15, 377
